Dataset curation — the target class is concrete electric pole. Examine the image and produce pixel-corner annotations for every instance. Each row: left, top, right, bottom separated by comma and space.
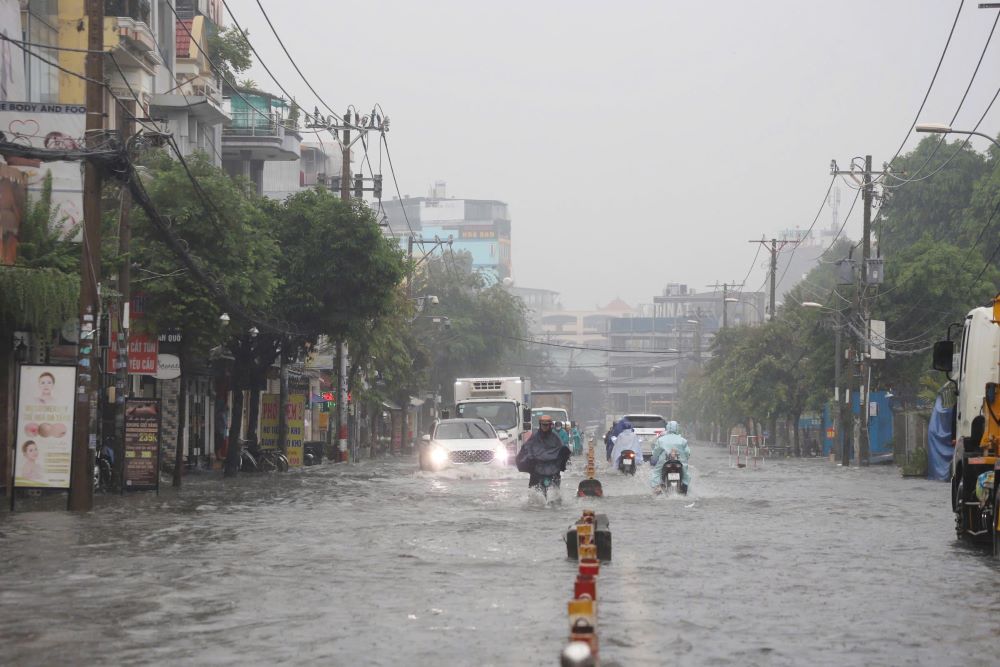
747, 238, 801, 321
69, 0, 105, 511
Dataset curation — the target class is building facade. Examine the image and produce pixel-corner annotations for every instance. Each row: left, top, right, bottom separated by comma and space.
382, 182, 512, 283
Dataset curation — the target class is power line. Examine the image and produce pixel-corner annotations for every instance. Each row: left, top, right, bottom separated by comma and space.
251, 0, 344, 124
884, 7, 998, 187
773, 175, 836, 291
381, 133, 420, 243
884, 0, 965, 166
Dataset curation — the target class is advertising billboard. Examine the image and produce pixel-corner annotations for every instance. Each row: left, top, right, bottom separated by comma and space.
0, 102, 86, 236
123, 399, 161, 492
13, 365, 77, 488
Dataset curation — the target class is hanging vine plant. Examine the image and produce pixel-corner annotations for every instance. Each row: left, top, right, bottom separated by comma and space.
0, 266, 79, 336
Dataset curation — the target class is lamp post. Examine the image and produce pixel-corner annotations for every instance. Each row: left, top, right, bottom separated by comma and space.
802, 302, 850, 466
724, 297, 766, 325
915, 123, 1000, 150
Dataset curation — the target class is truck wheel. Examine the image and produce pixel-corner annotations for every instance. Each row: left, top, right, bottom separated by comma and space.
955, 477, 969, 539
993, 492, 1000, 559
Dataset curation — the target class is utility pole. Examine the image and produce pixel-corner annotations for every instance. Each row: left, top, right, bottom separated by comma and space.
859, 155, 873, 465
337, 108, 351, 463
708, 282, 741, 329
112, 97, 135, 488
305, 107, 388, 464
69, 0, 104, 511
723, 283, 729, 329
834, 318, 848, 467
831, 155, 882, 466
748, 238, 801, 321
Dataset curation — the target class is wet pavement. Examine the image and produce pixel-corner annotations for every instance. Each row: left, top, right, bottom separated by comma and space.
1, 442, 998, 666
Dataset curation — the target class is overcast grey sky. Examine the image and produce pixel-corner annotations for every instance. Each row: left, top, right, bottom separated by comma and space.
232, 0, 1000, 309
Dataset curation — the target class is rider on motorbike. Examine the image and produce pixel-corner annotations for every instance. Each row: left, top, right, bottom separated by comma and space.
516, 414, 571, 490
608, 420, 642, 470
605, 418, 632, 462
650, 420, 691, 490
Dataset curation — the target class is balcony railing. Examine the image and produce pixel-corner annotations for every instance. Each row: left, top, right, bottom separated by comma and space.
105, 0, 151, 24
224, 111, 284, 138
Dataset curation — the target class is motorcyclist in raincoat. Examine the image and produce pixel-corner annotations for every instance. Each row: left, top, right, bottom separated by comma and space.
554, 421, 570, 446
650, 421, 691, 491
570, 423, 583, 456
516, 414, 571, 489
608, 421, 643, 470
605, 418, 631, 462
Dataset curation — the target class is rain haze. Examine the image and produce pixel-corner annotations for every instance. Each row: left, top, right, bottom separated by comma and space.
233, 0, 1000, 308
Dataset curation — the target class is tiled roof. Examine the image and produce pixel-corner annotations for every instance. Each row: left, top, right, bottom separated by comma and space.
176, 19, 193, 58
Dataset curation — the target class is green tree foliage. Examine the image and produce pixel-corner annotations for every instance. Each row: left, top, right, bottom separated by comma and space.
207, 26, 253, 88
128, 150, 279, 359
273, 189, 407, 342
15, 172, 79, 272
0, 172, 80, 334
410, 253, 528, 404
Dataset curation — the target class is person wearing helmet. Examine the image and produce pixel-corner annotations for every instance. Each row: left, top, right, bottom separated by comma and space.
650, 421, 691, 491
608, 419, 642, 470
516, 414, 571, 490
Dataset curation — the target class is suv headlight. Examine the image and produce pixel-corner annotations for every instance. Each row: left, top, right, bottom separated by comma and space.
494, 444, 509, 464
496, 429, 510, 441
429, 445, 449, 466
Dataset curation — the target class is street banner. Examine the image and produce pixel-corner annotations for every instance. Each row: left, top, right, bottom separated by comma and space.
286, 394, 305, 466
260, 393, 279, 450
123, 399, 161, 492
13, 365, 76, 488
109, 333, 158, 375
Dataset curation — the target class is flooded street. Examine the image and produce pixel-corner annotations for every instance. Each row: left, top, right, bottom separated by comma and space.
1, 442, 998, 666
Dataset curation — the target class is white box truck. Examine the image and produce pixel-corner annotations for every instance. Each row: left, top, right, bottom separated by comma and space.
454, 377, 532, 461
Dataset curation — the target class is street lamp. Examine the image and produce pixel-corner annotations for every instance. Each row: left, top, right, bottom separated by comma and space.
724, 297, 766, 324
802, 301, 850, 466
915, 123, 1000, 151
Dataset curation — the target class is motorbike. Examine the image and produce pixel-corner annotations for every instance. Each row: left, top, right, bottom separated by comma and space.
93, 441, 114, 493
531, 473, 561, 498
618, 449, 637, 475
658, 450, 687, 495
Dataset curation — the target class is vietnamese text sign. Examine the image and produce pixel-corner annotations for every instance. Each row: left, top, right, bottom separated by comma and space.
13, 365, 76, 488
109, 333, 159, 375
260, 393, 280, 450
123, 399, 161, 491
286, 394, 305, 466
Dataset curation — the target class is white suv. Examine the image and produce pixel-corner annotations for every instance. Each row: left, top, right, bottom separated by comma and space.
622, 414, 667, 461
418, 418, 509, 471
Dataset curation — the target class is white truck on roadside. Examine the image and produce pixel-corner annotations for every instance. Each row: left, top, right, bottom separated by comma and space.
454, 377, 532, 462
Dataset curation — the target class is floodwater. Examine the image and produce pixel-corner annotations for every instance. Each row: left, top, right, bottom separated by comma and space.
1, 443, 997, 666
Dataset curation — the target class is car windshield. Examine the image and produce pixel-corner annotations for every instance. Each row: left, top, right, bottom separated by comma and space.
456, 402, 518, 429
435, 421, 496, 440
625, 416, 667, 429
531, 409, 568, 430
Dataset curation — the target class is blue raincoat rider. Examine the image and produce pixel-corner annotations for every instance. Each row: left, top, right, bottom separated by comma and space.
605, 418, 632, 462
650, 421, 691, 490
608, 422, 642, 469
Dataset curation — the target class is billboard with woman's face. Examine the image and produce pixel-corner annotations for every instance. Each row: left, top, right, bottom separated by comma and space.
13, 365, 77, 488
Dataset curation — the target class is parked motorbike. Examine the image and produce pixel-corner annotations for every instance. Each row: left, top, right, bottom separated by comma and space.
618, 449, 637, 475
93, 442, 114, 493
658, 450, 687, 495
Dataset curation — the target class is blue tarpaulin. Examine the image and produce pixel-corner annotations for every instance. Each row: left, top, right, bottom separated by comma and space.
927, 394, 954, 482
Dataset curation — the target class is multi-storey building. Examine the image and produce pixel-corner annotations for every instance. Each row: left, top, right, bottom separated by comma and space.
605, 285, 765, 418
382, 181, 511, 283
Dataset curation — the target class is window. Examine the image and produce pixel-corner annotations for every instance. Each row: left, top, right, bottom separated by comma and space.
23, 4, 59, 103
